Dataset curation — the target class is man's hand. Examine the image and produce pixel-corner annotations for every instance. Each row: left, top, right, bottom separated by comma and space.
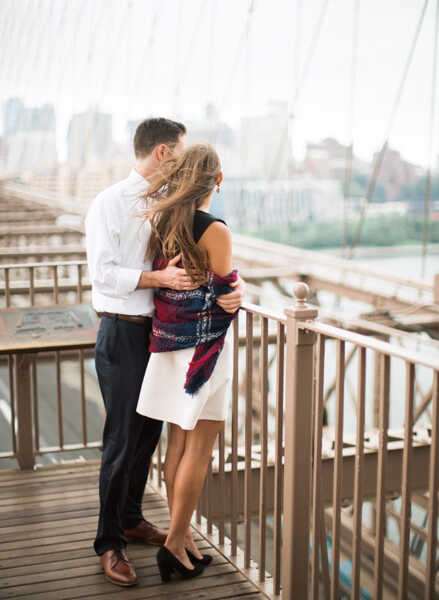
217, 275, 245, 314
155, 255, 198, 291
137, 255, 198, 290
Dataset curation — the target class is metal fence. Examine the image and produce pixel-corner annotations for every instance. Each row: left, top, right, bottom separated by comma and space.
1, 275, 438, 598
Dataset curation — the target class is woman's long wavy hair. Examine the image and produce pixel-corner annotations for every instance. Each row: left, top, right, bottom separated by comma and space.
145, 143, 221, 284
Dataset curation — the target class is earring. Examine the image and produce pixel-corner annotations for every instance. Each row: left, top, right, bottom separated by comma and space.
216, 184, 220, 193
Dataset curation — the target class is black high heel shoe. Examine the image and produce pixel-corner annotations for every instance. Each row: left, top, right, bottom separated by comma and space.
156, 546, 204, 583
187, 549, 213, 567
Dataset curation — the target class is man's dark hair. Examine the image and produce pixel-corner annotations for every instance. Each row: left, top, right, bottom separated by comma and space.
134, 117, 186, 158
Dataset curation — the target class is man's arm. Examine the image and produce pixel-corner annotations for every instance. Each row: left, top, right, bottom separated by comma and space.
85, 195, 142, 299
85, 196, 198, 295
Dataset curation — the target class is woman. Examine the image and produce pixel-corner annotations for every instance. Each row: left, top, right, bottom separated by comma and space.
136, 144, 238, 582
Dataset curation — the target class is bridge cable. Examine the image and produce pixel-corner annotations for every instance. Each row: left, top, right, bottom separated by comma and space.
173, 0, 209, 116
347, 0, 430, 258
341, 0, 361, 257
214, 0, 257, 133
268, 0, 330, 183
421, 0, 439, 277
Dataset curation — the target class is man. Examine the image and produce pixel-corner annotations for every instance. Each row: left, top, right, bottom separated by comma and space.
85, 117, 243, 587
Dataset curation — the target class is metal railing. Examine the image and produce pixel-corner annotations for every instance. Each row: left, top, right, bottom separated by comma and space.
1, 278, 438, 598
1, 260, 89, 307
146, 285, 439, 599
0, 347, 100, 467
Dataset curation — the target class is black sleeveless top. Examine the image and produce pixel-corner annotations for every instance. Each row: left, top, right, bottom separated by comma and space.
193, 210, 227, 244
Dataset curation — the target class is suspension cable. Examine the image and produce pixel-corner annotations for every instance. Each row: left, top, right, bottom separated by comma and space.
421, 0, 439, 276
347, 0, 430, 258
342, 0, 360, 257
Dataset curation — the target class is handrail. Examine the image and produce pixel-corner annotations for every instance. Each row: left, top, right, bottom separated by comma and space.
241, 301, 286, 324
1, 259, 88, 270
301, 319, 439, 370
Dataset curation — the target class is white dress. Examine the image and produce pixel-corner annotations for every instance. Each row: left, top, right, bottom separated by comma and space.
137, 329, 232, 430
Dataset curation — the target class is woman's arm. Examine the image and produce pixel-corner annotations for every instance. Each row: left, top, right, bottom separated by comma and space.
198, 221, 233, 277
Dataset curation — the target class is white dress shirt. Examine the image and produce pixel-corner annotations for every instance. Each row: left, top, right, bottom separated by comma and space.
85, 169, 154, 316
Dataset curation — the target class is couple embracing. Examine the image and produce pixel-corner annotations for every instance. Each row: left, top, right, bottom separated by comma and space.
85, 118, 244, 587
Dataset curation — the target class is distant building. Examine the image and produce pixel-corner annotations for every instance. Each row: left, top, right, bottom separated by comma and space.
127, 119, 142, 145
0, 136, 6, 168
67, 110, 113, 166
4, 131, 57, 173
24, 160, 131, 207
304, 137, 368, 182
5, 131, 57, 173
239, 101, 289, 179
3, 98, 25, 136
374, 147, 421, 202
185, 104, 237, 176
3, 97, 55, 135
2, 98, 57, 172
221, 176, 344, 231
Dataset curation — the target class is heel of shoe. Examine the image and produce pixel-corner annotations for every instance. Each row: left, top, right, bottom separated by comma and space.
158, 562, 173, 583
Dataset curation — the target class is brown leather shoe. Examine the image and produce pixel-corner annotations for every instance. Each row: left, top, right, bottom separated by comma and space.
100, 548, 138, 587
123, 519, 167, 546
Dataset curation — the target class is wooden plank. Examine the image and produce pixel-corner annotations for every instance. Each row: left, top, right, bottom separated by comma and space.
1, 551, 226, 588
3, 562, 239, 597
0, 462, 100, 481
0, 461, 261, 600
0, 512, 171, 553
0, 500, 162, 535
2, 541, 214, 578
21, 572, 251, 600
90, 580, 259, 600
0, 532, 207, 571
0, 500, 168, 529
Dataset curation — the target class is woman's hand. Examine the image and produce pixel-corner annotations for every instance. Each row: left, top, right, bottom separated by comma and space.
217, 276, 245, 313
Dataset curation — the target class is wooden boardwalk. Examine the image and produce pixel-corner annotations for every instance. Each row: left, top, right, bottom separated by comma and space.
0, 463, 266, 600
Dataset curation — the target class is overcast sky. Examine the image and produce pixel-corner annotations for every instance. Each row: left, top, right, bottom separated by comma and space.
1, 0, 438, 165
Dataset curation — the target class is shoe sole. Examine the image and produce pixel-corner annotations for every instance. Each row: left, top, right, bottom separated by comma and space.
104, 575, 138, 587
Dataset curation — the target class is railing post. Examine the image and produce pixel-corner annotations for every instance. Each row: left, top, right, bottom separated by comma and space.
282, 282, 318, 599
14, 353, 35, 470
434, 273, 439, 304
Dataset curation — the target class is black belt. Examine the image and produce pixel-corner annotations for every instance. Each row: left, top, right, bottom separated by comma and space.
97, 312, 151, 325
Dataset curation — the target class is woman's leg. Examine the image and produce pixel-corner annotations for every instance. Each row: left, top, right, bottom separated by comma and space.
163, 423, 186, 511
163, 423, 203, 560
164, 419, 224, 568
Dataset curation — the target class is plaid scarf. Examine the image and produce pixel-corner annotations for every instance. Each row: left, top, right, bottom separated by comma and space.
149, 258, 239, 395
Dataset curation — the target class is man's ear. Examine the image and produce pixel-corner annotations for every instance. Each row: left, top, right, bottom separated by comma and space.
154, 143, 168, 162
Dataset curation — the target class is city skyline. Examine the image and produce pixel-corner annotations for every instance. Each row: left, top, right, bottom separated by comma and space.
1, 0, 439, 168
2, 95, 434, 182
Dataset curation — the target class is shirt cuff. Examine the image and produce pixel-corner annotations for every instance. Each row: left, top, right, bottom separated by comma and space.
115, 267, 142, 297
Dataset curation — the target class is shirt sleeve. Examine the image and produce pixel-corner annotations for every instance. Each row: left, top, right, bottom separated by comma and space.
85, 193, 142, 299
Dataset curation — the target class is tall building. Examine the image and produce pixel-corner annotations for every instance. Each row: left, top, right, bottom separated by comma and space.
3, 98, 25, 136
304, 137, 368, 181
185, 104, 237, 176
3, 98, 55, 135
67, 110, 113, 166
373, 147, 421, 202
2, 98, 57, 172
239, 101, 289, 179
127, 119, 142, 144
5, 131, 58, 173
